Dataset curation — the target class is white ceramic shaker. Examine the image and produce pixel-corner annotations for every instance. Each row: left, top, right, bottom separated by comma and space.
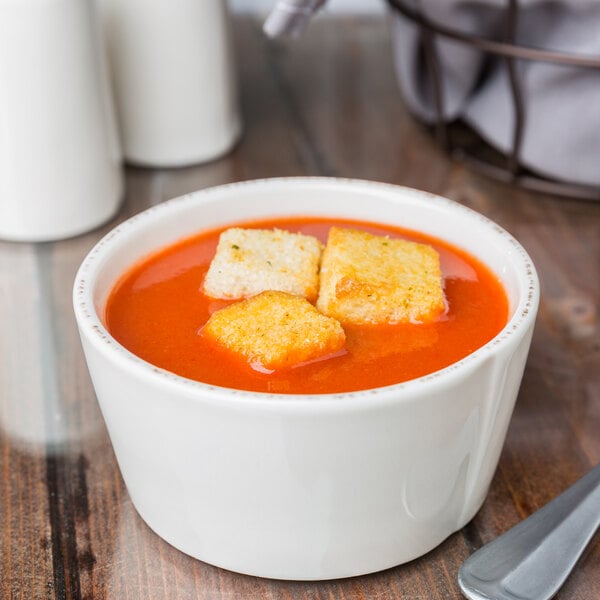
100, 0, 242, 167
0, 0, 123, 242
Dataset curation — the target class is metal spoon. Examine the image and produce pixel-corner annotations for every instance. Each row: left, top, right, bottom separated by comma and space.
458, 463, 600, 600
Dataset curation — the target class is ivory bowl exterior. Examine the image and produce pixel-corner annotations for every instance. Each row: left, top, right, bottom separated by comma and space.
73, 178, 539, 580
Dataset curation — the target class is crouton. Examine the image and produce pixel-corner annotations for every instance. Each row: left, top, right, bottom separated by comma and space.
317, 227, 445, 325
203, 228, 323, 301
201, 291, 346, 372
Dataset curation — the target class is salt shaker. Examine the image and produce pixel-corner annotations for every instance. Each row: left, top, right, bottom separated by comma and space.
0, 0, 123, 242
100, 0, 242, 167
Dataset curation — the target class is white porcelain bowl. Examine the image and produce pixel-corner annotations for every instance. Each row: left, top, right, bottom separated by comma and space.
73, 177, 539, 580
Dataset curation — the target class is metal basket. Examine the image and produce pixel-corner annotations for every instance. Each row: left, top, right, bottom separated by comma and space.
387, 0, 600, 200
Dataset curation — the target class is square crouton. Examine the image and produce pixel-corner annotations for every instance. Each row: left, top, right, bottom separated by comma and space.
317, 227, 445, 325
201, 291, 346, 372
203, 228, 323, 301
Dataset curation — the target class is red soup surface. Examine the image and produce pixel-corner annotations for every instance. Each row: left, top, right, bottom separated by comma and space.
105, 217, 509, 394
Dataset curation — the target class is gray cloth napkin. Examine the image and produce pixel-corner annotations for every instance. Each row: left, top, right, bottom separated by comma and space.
264, 0, 600, 187
393, 0, 600, 187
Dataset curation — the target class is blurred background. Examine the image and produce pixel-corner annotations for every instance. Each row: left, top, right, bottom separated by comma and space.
1, 1, 598, 598
230, 0, 384, 13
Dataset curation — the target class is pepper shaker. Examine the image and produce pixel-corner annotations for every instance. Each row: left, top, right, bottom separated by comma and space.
100, 0, 242, 167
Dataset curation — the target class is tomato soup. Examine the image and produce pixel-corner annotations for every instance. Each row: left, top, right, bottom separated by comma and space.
105, 217, 508, 394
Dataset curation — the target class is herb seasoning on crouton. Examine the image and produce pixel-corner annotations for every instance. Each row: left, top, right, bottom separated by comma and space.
317, 227, 446, 325
203, 228, 323, 301
201, 291, 346, 372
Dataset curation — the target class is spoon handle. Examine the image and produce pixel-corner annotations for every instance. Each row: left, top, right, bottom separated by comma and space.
458, 463, 600, 600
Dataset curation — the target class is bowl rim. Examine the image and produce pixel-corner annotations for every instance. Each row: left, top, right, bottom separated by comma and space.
73, 176, 539, 410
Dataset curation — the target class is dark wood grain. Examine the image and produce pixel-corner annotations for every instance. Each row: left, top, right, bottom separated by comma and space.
1, 16, 598, 600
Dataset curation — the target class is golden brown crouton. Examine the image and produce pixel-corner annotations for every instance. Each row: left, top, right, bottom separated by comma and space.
201, 291, 346, 372
317, 227, 445, 325
203, 228, 323, 301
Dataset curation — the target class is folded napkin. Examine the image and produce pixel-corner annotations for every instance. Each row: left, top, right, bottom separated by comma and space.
264, 0, 600, 187
392, 0, 600, 187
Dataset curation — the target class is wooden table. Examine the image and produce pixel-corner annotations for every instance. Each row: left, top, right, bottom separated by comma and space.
1, 16, 599, 600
